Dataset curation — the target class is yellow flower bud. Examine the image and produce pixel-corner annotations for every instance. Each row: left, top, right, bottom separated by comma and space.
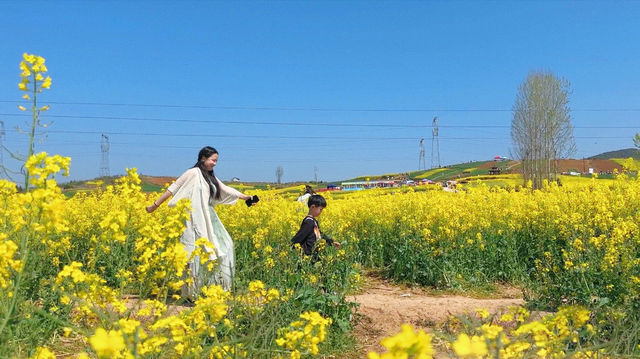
41, 76, 52, 89
23, 52, 36, 64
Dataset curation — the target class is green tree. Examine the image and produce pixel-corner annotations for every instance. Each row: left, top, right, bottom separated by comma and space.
511, 71, 575, 189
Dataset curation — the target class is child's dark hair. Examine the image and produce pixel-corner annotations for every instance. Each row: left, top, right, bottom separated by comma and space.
307, 194, 326, 208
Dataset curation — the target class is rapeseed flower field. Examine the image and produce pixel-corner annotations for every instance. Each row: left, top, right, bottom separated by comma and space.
1, 152, 639, 358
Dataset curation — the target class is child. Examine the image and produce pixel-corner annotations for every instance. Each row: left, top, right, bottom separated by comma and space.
291, 194, 340, 256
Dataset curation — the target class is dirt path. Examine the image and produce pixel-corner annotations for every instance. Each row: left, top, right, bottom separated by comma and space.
348, 276, 524, 357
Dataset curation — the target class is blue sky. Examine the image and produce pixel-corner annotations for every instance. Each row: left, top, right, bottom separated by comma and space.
0, 1, 638, 183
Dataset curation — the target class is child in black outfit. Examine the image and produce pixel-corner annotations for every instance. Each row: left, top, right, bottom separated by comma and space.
291, 194, 340, 256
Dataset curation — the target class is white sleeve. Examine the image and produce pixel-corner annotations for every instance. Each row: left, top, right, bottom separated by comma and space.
168, 168, 197, 194
214, 176, 244, 205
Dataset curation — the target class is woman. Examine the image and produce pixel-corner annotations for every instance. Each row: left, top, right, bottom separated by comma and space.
146, 146, 254, 295
296, 184, 316, 203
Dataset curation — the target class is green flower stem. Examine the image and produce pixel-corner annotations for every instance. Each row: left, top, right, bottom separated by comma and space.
24, 72, 38, 192
0, 234, 28, 338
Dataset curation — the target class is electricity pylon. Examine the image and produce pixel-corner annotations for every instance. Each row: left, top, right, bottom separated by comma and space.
431, 116, 441, 168
100, 134, 110, 177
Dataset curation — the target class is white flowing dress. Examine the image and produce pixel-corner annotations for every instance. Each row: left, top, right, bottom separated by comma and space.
167, 167, 244, 295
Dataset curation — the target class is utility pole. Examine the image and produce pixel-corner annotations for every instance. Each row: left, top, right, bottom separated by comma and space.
100, 134, 110, 177
431, 116, 441, 168
418, 138, 426, 170
314, 166, 318, 183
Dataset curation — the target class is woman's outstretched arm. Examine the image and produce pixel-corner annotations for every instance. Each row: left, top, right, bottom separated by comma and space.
146, 190, 172, 213
146, 168, 197, 213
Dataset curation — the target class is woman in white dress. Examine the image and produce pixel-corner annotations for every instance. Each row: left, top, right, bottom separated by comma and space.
146, 146, 255, 295
296, 184, 316, 203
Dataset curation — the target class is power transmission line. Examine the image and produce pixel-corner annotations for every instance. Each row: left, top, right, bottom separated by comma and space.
2, 128, 419, 140
2, 100, 640, 112
0, 113, 432, 128
1, 127, 631, 141
1, 113, 636, 129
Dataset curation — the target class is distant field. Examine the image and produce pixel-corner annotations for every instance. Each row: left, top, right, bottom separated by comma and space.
59, 157, 638, 198
412, 167, 448, 179
460, 174, 522, 188
412, 161, 501, 180
611, 157, 640, 170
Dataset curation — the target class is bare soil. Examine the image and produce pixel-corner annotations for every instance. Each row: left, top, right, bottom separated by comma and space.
477, 160, 516, 170
477, 159, 622, 174
556, 159, 622, 174
347, 276, 524, 358
141, 175, 176, 187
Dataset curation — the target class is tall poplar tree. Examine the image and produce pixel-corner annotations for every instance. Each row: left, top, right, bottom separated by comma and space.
511, 71, 575, 189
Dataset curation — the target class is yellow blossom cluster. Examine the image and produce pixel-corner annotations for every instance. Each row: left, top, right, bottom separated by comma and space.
235, 280, 283, 314
29, 347, 56, 359
57, 283, 233, 358
18, 52, 52, 97
367, 324, 434, 359
89, 328, 128, 358
54, 261, 128, 319
24, 152, 70, 188
0, 237, 22, 290
63, 167, 191, 299
373, 305, 604, 359
276, 311, 332, 358
0, 154, 72, 301
451, 333, 488, 358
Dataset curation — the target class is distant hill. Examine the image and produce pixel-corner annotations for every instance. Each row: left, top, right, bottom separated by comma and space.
343, 160, 517, 183
589, 148, 640, 160
60, 152, 636, 196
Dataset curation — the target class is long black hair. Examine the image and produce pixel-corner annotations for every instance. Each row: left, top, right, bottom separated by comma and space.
194, 146, 221, 199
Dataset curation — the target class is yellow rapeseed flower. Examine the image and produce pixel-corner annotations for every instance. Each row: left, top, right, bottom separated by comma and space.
368, 324, 433, 359
41, 76, 52, 89
475, 308, 490, 320
30, 347, 56, 359
452, 333, 488, 358
89, 328, 127, 358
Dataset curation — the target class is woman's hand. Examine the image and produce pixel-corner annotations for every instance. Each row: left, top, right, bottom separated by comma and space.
245, 195, 259, 207
146, 202, 159, 213
146, 192, 169, 213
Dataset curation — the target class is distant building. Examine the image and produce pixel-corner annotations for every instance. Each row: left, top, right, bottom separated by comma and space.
341, 180, 397, 191
231, 177, 241, 182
